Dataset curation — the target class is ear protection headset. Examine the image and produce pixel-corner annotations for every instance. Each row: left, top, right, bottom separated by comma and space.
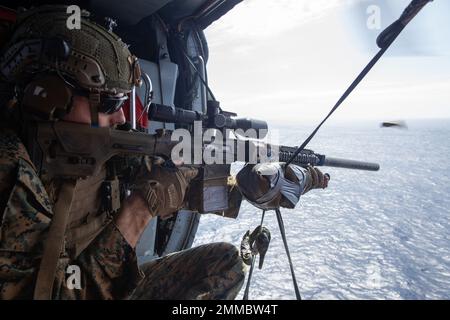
2, 33, 134, 123
21, 73, 74, 120
1, 37, 75, 120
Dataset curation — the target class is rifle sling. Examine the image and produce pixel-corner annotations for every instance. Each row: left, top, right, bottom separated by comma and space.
34, 179, 77, 300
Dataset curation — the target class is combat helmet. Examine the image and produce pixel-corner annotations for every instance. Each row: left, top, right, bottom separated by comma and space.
0, 5, 141, 122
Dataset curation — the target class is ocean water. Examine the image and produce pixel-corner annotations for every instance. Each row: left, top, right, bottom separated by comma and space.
192, 119, 450, 300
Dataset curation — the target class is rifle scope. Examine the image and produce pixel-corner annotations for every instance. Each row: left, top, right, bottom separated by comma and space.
148, 102, 268, 134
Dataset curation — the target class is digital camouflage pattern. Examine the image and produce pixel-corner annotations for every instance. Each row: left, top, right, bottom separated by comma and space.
0, 126, 246, 300
0, 126, 142, 299
131, 242, 246, 300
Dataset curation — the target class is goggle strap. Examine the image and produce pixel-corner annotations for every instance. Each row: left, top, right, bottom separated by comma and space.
89, 92, 101, 127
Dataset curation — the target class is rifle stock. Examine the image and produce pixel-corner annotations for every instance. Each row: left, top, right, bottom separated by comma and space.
36, 121, 176, 178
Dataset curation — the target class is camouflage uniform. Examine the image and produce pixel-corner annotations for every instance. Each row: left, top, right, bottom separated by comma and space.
132, 242, 245, 300
0, 126, 245, 299
0, 125, 142, 299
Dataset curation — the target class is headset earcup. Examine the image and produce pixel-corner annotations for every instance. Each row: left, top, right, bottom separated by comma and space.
22, 74, 73, 120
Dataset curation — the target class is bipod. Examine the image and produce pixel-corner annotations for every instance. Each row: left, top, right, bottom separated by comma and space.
275, 208, 301, 300
241, 209, 301, 300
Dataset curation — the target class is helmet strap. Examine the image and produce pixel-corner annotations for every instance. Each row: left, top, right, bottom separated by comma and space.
89, 92, 100, 127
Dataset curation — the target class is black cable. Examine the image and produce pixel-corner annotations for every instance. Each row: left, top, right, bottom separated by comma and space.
285, 46, 388, 166
285, 0, 433, 166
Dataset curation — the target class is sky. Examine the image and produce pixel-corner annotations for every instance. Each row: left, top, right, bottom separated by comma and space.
204, 0, 450, 124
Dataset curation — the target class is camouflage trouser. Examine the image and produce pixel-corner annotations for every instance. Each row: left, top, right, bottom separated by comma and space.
130, 242, 246, 300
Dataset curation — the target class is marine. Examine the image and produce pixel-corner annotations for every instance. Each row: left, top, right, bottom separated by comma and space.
0, 5, 246, 300
0, 4, 328, 300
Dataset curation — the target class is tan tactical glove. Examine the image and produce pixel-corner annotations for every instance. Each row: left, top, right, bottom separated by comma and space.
302, 165, 329, 194
132, 157, 199, 219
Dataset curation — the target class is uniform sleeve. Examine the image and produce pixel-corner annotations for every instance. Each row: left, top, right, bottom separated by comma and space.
0, 156, 53, 300
59, 221, 144, 300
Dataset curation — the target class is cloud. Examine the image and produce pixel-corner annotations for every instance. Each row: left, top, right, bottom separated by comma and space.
206, 0, 356, 43
218, 78, 450, 122
203, 0, 450, 122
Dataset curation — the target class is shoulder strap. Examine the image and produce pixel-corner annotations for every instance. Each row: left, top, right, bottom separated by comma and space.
34, 179, 77, 300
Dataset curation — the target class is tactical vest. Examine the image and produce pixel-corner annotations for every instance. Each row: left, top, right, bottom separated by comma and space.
31, 149, 126, 298
32, 140, 123, 299
42, 168, 115, 259
0, 123, 121, 299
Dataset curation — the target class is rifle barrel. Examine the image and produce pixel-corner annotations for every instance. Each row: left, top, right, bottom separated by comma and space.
322, 157, 380, 171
